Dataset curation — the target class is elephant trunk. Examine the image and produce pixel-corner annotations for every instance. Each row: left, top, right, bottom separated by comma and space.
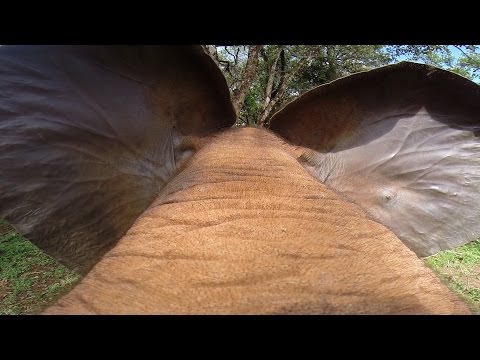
44, 128, 471, 314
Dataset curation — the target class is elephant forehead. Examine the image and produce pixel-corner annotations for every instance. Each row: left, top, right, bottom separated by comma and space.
155, 127, 347, 210
167, 127, 316, 191
197, 127, 299, 162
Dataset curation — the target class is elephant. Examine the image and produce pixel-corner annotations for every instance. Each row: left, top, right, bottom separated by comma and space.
1, 45, 479, 314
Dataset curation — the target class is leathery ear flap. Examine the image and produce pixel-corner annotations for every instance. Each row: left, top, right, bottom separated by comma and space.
270, 62, 480, 257
0, 45, 235, 272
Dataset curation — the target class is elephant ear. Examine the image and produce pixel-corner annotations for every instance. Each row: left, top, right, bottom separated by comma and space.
0, 45, 235, 272
270, 62, 480, 257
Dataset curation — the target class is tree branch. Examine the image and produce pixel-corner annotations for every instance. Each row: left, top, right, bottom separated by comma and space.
257, 54, 313, 127
263, 47, 282, 108
218, 59, 232, 75
231, 45, 262, 117
260, 47, 269, 64
234, 47, 240, 66
454, 45, 473, 61
224, 47, 236, 59
202, 45, 220, 66
271, 48, 286, 99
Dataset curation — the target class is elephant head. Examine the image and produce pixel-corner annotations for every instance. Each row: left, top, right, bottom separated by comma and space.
0, 46, 478, 314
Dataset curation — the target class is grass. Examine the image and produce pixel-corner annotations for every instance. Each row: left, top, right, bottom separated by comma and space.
0, 219, 81, 314
1, 217, 479, 314
425, 239, 480, 313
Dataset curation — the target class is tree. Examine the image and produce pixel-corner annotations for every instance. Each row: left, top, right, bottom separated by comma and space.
384, 45, 480, 80
204, 45, 480, 127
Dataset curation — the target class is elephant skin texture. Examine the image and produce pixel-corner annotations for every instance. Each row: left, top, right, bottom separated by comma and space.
1, 46, 478, 314
44, 128, 470, 314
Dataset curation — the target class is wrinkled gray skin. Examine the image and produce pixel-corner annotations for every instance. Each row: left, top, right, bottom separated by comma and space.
0, 46, 234, 272
270, 63, 480, 256
1, 45, 480, 277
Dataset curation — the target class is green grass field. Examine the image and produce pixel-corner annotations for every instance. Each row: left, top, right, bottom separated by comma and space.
0, 219, 80, 314
425, 240, 480, 313
1, 218, 479, 314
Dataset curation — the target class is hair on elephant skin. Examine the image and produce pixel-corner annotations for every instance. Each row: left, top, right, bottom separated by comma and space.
1, 46, 479, 314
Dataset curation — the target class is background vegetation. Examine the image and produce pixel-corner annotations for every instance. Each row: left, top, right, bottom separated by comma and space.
426, 240, 480, 312
203, 45, 480, 126
0, 219, 80, 314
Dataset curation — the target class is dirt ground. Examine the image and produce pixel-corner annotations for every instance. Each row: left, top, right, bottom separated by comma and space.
0, 279, 10, 302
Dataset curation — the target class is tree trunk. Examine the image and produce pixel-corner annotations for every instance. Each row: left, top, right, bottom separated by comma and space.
263, 48, 282, 109
258, 55, 313, 127
231, 45, 262, 117
203, 45, 220, 66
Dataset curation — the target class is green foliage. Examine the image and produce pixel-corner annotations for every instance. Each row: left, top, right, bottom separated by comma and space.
455, 47, 480, 80
237, 45, 389, 125
240, 80, 264, 126
386, 45, 480, 82
425, 240, 480, 312
426, 240, 480, 267
290, 45, 391, 95
0, 219, 80, 314
213, 45, 480, 126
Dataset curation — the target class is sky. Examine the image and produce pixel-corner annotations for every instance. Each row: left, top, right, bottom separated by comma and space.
394, 45, 479, 82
